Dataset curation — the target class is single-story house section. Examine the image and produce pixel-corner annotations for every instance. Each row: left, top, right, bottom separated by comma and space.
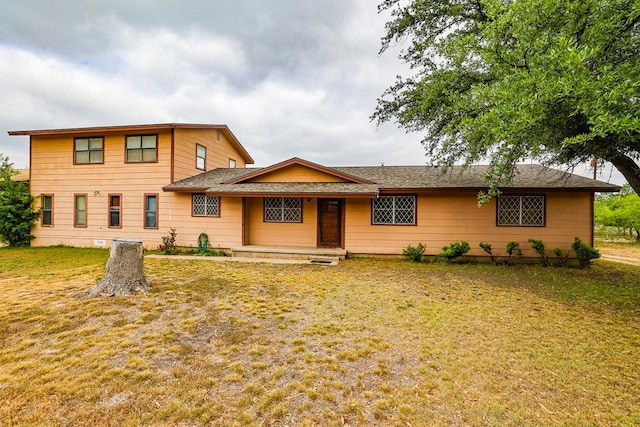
9, 123, 619, 258
164, 157, 619, 258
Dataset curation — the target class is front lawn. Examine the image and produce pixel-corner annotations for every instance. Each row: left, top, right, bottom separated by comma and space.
0, 247, 638, 426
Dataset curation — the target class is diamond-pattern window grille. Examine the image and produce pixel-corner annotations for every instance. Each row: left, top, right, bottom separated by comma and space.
373, 195, 416, 225
192, 194, 220, 217
264, 197, 302, 223
498, 195, 544, 226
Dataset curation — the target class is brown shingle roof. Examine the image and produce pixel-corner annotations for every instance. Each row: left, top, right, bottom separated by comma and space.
163, 163, 620, 195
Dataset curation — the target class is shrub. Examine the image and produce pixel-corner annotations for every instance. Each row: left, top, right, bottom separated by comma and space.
159, 228, 178, 254
571, 237, 600, 268
505, 241, 522, 265
439, 241, 470, 262
528, 238, 548, 266
552, 248, 569, 267
402, 243, 426, 262
480, 241, 521, 265
0, 155, 39, 246
479, 242, 497, 264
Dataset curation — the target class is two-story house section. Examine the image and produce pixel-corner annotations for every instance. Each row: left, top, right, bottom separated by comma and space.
8, 123, 254, 249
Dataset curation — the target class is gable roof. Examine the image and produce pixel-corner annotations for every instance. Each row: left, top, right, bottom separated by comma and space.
8, 123, 254, 164
164, 162, 620, 196
225, 157, 373, 184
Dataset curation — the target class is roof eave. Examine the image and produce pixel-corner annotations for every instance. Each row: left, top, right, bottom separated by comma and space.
204, 191, 379, 198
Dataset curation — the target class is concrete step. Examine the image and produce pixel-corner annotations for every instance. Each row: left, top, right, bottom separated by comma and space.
231, 245, 347, 261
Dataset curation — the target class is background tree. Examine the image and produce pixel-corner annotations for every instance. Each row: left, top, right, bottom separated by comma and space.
595, 184, 640, 241
0, 154, 39, 246
373, 0, 640, 199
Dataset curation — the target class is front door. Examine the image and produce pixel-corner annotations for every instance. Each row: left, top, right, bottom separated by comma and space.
318, 199, 342, 247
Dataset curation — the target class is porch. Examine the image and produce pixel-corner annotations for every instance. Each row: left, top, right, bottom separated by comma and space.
231, 245, 347, 261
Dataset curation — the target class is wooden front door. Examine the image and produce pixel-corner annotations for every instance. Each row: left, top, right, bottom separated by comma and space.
318, 199, 342, 247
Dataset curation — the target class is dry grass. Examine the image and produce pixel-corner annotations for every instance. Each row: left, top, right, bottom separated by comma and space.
0, 247, 639, 426
596, 240, 640, 260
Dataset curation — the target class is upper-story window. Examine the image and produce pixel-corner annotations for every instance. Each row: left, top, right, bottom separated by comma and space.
196, 144, 206, 170
74, 137, 103, 164
229, 159, 236, 168
126, 135, 157, 163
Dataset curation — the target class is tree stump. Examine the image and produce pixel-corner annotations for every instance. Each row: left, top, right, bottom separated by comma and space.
89, 238, 149, 296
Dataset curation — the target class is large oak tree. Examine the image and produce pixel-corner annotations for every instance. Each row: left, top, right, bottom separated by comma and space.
373, 0, 640, 197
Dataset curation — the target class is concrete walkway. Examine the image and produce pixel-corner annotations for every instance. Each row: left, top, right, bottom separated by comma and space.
145, 254, 339, 265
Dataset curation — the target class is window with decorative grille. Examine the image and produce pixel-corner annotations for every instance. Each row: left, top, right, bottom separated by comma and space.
372, 195, 416, 225
192, 194, 220, 217
264, 197, 302, 223
497, 195, 545, 226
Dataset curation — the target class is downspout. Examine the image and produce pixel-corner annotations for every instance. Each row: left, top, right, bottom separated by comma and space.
170, 127, 175, 183
590, 192, 595, 247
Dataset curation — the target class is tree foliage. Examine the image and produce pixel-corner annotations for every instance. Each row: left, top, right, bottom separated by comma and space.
0, 154, 39, 246
374, 0, 640, 198
595, 184, 640, 240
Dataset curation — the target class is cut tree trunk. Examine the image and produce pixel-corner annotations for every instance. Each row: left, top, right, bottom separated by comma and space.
89, 238, 149, 296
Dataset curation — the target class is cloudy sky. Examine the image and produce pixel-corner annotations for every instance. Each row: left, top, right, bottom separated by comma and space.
0, 0, 622, 184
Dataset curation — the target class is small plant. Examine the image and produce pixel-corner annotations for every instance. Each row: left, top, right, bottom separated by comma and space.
402, 243, 426, 262
479, 242, 497, 264
480, 241, 521, 265
438, 241, 470, 262
552, 248, 569, 267
505, 241, 522, 265
528, 238, 548, 266
571, 237, 601, 268
158, 228, 178, 254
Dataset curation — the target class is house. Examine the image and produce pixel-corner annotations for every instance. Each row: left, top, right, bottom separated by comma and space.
9, 123, 619, 259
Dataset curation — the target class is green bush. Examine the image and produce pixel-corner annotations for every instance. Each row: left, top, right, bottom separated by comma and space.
505, 241, 522, 265
402, 243, 426, 262
479, 242, 497, 264
480, 241, 521, 265
528, 238, 548, 266
158, 228, 178, 254
552, 247, 569, 267
439, 241, 470, 262
0, 155, 39, 246
571, 237, 600, 268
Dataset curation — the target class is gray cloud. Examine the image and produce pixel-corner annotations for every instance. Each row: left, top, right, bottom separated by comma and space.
0, 0, 623, 185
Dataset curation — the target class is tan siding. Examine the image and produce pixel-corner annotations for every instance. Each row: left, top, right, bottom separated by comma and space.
244, 198, 317, 246
30, 132, 175, 249
344, 191, 593, 256
173, 128, 247, 182
164, 193, 244, 249
248, 165, 349, 183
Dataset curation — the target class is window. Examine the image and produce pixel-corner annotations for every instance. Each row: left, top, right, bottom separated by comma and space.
74, 137, 103, 164
372, 195, 416, 225
145, 194, 158, 228
126, 135, 157, 162
264, 197, 302, 223
109, 194, 121, 228
41, 195, 53, 226
192, 194, 220, 217
74, 194, 87, 227
229, 158, 236, 168
497, 195, 545, 226
196, 145, 206, 170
